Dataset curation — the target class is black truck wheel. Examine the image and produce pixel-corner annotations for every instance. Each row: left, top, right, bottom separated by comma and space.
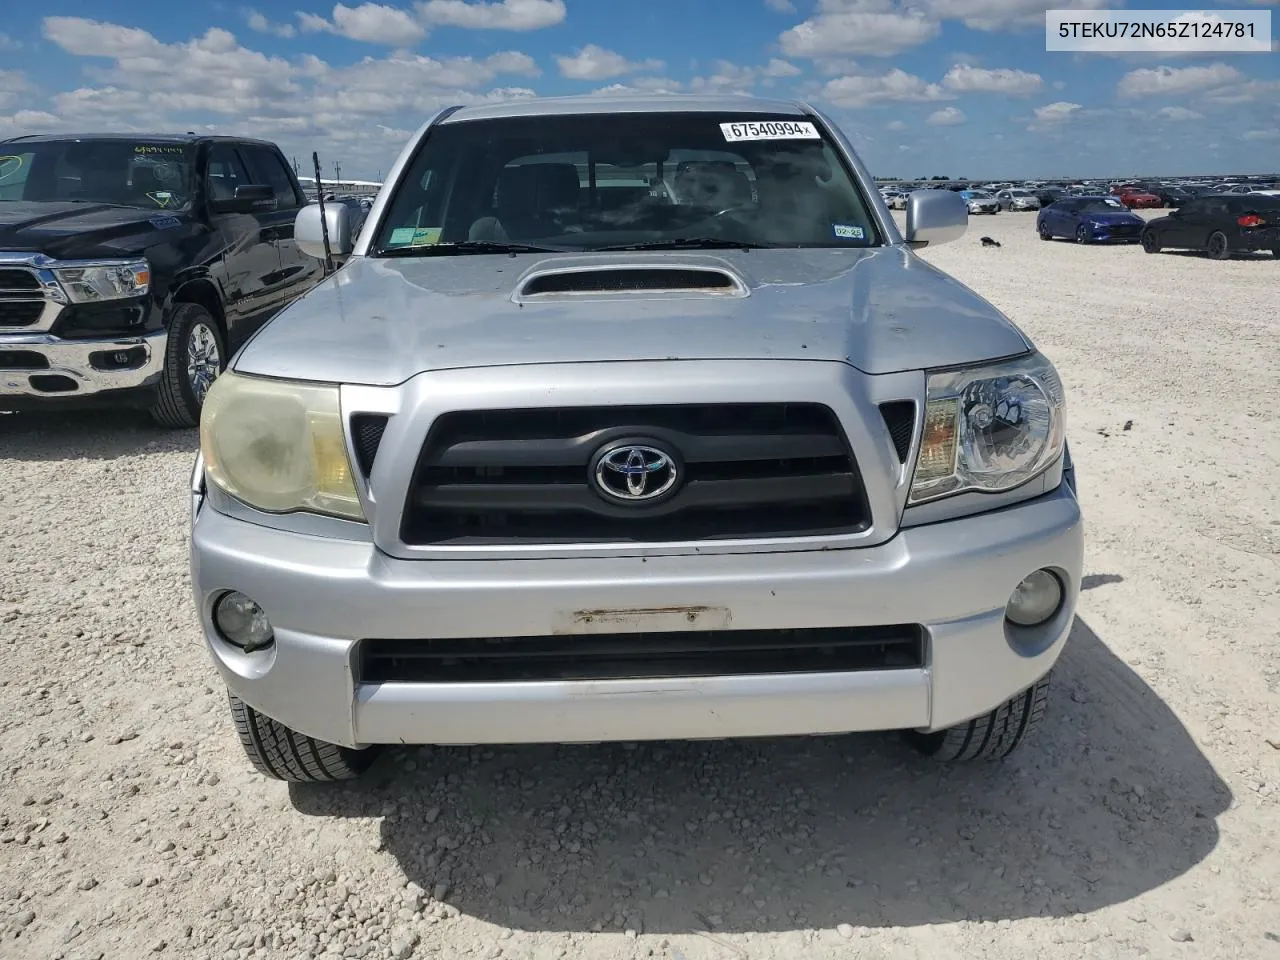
149, 302, 225, 428
228, 693, 378, 782
906, 674, 1051, 761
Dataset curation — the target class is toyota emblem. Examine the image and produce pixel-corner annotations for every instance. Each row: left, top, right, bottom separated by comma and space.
591, 442, 680, 503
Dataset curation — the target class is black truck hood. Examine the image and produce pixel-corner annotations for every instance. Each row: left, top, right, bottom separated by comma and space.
0, 201, 191, 259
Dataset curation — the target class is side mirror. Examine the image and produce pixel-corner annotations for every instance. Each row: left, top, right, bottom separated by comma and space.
904, 189, 967, 249
295, 202, 355, 262
210, 184, 276, 214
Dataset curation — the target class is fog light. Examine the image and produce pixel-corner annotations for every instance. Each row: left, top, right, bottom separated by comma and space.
213, 592, 274, 651
1005, 570, 1063, 627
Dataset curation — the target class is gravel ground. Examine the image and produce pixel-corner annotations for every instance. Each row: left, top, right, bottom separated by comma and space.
2, 209, 1277, 960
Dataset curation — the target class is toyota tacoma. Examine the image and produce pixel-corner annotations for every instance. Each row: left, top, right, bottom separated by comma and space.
190, 96, 1083, 781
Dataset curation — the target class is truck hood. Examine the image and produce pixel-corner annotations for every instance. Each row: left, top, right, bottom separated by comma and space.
0, 201, 191, 259
234, 247, 1032, 384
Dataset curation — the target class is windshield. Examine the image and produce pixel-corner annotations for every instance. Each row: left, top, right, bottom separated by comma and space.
967, 191, 994, 199
1010, 190, 1034, 197
1079, 199, 1128, 214
0, 139, 196, 210
371, 112, 881, 254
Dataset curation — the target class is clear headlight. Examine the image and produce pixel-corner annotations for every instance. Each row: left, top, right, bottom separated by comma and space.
909, 352, 1065, 505
53, 260, 150, 303
199, 370, 364, 521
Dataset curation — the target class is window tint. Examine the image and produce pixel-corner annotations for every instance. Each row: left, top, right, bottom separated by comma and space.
0, 152, 35, 201
373, 112, 881, 253
241, 145, 301, 210
1, 141, 195, 209
207, 145, 251, 203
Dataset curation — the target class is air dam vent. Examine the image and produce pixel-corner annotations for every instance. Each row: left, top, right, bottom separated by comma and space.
517, 266, 745, 298
358, 625, 926, 683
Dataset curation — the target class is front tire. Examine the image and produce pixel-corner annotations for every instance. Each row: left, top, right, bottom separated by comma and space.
149, 302, 225, 428
1141, 230, 1161, 254
907, 674, 1051, 762
1206, 231, 1230, 260
1075, 225, 1091, 245
1038, 221, 1052, 241
229, 694, 379, 782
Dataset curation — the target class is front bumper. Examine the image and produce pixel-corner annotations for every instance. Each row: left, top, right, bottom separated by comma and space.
0, 330, 166, 403
191, 481, 1084, 749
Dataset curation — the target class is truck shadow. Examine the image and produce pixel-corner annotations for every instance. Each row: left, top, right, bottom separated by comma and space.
0, 410, 197, 461
290, 616, 1229, 934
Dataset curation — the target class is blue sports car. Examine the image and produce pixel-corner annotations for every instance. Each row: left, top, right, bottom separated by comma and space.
1036, 195, 1146, 244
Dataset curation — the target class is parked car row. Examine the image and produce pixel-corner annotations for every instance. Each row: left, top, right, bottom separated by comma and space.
1035, 192, 1279, 259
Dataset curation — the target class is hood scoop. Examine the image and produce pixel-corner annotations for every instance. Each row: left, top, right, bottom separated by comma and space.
514, 263, 748, 302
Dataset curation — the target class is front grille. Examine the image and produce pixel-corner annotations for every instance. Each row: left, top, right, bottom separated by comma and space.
358, 625, 926, 683
350, 414, 389, 477
0, 300, 43, 327
400, 404, 869, 545
878, 401, 916, 463
0, 269, 41, 293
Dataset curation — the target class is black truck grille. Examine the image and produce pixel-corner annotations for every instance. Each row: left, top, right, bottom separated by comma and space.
358, 625, 926, 683
400, 404, 869, 545
0, 269, 44, 327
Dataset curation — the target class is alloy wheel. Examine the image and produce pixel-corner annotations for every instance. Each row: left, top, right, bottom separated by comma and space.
187, 322, 221, 404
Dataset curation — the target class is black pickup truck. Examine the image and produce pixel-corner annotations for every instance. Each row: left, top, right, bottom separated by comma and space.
0, 133, 324, 426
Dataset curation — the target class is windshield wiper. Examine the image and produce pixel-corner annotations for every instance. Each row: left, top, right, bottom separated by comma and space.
377, 240, 564, 257
593, 237, 772, 252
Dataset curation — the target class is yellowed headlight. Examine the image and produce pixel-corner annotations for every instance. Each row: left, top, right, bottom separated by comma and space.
199, 371, 364, 521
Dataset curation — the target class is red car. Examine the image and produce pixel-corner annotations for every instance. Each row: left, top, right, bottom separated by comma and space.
1118, 188, 1162, 209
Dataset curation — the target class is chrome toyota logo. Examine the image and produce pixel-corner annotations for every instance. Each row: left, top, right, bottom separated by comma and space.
592, 443, 680, 503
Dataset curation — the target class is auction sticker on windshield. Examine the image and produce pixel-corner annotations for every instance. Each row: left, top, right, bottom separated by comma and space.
720, 121, 820, 142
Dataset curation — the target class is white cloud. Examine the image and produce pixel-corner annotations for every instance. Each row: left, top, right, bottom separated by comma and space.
1052, 79, 1066, 90
780, 9, 940, 58
924, 0, 1108, 31
1033, 100, 1082, 122
1199, 78, 1280, 104
0, 70, 29, 110
298, 3, 426, 44
246, 9, 297, 37
0, 33, 21, 51
0, 109, 61, 137
927, 106, 965, 125
1155, 106, 1203, 121
821, 68, 952, 106
593, 78, 683, 96
765, 0, 796, 11
556, 45, 663, 80
887, 119, 906, 130
415, 0, 566, 30
35, 16, 543, 177
763, 58, 802, 78
1117, 63, 1242, 98
1241, 129, 1280, 141
942, 63, 1041, 95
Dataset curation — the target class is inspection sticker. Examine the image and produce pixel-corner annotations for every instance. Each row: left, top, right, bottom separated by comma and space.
720, 120, 820, 142
410, 227, 442, 246
833, 223, 864, 240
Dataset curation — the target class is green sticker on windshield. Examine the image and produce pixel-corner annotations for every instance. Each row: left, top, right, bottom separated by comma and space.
410, 227, 442, 246
388, 227, 417, 246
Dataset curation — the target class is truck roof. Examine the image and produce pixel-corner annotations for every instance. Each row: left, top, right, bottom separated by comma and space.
443, 94, 812, 124
0, 132, 281, 147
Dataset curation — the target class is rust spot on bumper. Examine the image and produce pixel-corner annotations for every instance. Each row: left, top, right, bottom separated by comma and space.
555, 605, 732, 634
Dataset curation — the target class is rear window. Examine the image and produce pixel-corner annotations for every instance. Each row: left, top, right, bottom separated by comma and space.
371, 111, 881, 254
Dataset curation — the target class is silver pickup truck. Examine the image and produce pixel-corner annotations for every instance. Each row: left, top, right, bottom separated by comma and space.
190, 95, 1082, 782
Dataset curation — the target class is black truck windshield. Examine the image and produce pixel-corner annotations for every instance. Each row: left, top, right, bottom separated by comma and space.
372, 112, 881, 254
0, 140, 196, 211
